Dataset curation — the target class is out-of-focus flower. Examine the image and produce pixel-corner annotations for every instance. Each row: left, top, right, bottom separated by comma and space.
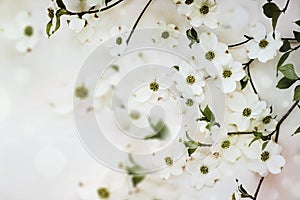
109, 25, 128, 57
78, 171, 130, 200
227, 91, 266, 131
2, 11, 40, 53
246, 23, 282, 63
248, 141, 285, 176
152, 21, 180, 48
152, 143, 187, 179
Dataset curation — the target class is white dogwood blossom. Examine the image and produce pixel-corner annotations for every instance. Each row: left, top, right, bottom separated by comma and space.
187, 0, 219, 28
248, 141, 286, 176
186, 150, 221, 189
246, 23, 282, 63
197, 32, 232, 77
227, 91, 267, 131
216, 61, 245, 93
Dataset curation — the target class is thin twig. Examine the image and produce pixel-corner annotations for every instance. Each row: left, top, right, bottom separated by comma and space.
246, 61, 258, 94
227, 132, 256, 135
126, 0, 154, 44
228, 35, 253, 48
253, 177, 265, 200
281, 37, 297, 41
273, 100, 299, 142
199, 143, 212, 147
282, 0, 291, 13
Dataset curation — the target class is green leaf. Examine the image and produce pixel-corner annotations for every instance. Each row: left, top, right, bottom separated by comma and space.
54, 9, 68, 33
201, 105, 214, 122
276, 52, 290, 76
46, 20, 53, 37
172, 65, 179, 71
278, 64, 299, 80
145, 119, 169, 140
263, 2, 280, 18
262, 141, 269, 150
231, 193, 236, 200
272, 11, 281, 32
184, 141, 199, 149
184, 141, 199, 156
295, 20, 300, 26
292, 127, 300, 136
276, 77, 297, 89
186, 28, 199, 48
249, 132, 269, 146
279, 40, 291, 52
131, 174, 145, 187
240, 75, 249, 90
294, 85, 300, 101
293, 31, 300, 42
56, 0, 66, 9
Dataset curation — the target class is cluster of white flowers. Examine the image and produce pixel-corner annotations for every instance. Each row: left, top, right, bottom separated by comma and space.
37, 0, 292, 198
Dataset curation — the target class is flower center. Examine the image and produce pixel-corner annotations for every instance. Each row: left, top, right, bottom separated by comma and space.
97, 187, 110, 199
186, 98, 194, 106
185, 0, 194, 4
186, 75, 196, 84
200, 165, 209, 174
149, 81, 159, 92
130, 111, 140, 120
258, 39, 269, 48
161, 31, 170, 39
24, 25, 34, 37
205, 51, 215, 61
222, 70, 232, 78
262, 115, 272, 124
116, 36, 122, 45
221, 140, 231, 149
75, 85, 89, 99
199, 5, 209, 15
260, 151, 270, 162
164, 156, 173, 166
242, 108, 252, 117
